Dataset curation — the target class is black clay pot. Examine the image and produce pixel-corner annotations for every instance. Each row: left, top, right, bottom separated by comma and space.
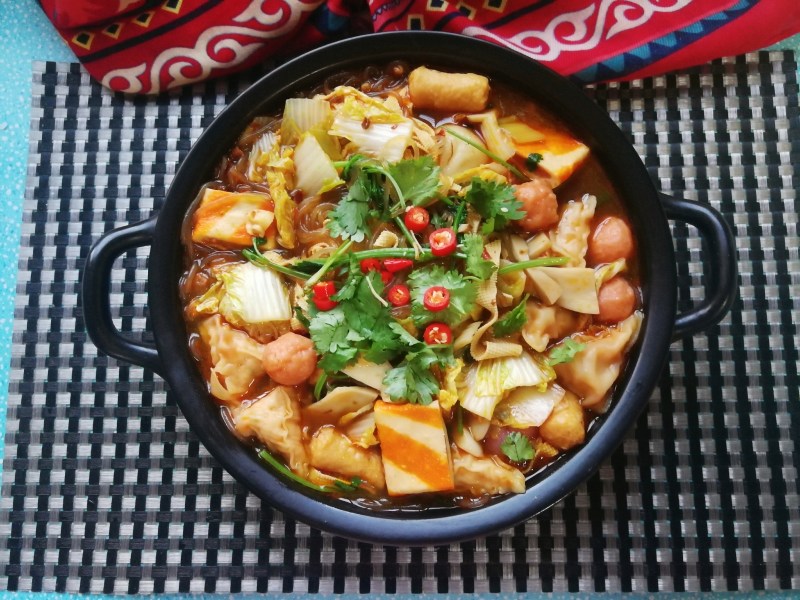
82, 32, 737, 546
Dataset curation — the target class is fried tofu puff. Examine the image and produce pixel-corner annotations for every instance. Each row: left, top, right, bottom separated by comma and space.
408, 67, 489, 113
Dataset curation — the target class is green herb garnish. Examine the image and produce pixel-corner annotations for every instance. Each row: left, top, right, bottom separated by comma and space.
258, 449, 362, 494
547, 338, 587, 366
463, 177, 526, 234
463, 233, 496, 280
500, 432, 535, 462
493, 294, 529, 338
382, 344, 454, 405
408, 265, 477, 327
525, 152, 543, 169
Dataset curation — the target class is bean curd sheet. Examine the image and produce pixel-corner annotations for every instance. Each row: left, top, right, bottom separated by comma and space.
179, 62, 643, 511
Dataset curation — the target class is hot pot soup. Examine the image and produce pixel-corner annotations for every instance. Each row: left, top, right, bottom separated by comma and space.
179, 62, 642, 508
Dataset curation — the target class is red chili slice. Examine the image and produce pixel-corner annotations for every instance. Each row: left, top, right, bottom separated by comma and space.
360, 258, 382, 273
312, 281, 338, 311
424, 322, 453, 345
404, 206, 430, 233
387, 284, 410, 306
429, 228, 457, 257
379, 270, 392, 286
382, 258, 413, 273
423, 286, 450, 312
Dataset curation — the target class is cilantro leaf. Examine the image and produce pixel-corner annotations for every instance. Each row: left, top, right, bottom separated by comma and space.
464, 177, 525, 233
386, 156, 441, 207
526, 152, 543, 169
326, 177, 373, 242
493, 294, 529, 338
339, 154, 368, 179
331, 255, 362, 302
327, 163, 387, 242
463, 233, 496, 280
408, 265, 477, 327
309, 307, 360, 372
310, 271, 414, 373
383, 345, 453, 405
501, 431, 535, 462
547, 338, 586, 366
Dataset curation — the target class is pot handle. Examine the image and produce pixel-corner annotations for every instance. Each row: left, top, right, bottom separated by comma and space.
659, 193, 738, 340
82, 216, 164, 375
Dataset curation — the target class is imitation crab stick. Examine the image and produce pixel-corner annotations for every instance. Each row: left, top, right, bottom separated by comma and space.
373, 400, 454, 496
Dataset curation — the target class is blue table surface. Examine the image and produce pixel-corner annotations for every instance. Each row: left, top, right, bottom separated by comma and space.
0, 1, 799, 597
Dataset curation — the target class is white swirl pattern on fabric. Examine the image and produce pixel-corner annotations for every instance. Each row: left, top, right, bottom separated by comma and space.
462, 0, 692, 62
102, 0, 325, 93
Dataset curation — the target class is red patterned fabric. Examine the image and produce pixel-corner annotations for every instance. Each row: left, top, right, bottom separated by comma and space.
40, 0, 800, 94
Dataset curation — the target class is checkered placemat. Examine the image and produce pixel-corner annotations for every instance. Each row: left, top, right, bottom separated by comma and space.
1, 53, 799, 594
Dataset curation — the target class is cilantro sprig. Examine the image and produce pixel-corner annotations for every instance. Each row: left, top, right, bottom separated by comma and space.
464, 178, 526, 234
408, 265, 477, 327
385, 156, 441, 208
501, 432, 535, 462
463, 233, 496, 280
382, 344, 454, 405
309, 270, 410, 373
493, 294, 529, 338
327, 155, 441, 243
547, 338, 587, 366
326, 164, 380, 243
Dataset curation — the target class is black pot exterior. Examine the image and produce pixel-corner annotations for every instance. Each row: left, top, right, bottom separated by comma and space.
147, 32, 677, 545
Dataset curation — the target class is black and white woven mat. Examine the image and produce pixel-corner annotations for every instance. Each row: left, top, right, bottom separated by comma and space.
1, 52, 799, 594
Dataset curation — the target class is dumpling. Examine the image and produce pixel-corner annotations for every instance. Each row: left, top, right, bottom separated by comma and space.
234, 386, 309, 476
554, 312, 643, 410
197, 314, 266, 404
309, 427, 385, 491
452, 450, 525, 495
549, 194, 596, 267
522, 300, 587, 352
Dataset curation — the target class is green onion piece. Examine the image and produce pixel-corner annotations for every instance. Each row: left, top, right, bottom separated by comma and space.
313, 372, 328, 401
394, 216, 424, 256
258, 449, 329, 492
498, 256, 570, 274
305, 239, 354, 288
294, 246, 468, 273
243, 248, 312, 280
258, 449, 360, 494
445, 127, 528, 181
456, 404, 464, 435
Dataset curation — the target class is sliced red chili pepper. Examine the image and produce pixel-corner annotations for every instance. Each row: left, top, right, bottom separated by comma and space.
311, 281, 338, 311
404, 206, 430, 233
379, 270, 392, 286
424, 322, 453, 345
382, 258, 413, 273
423, 286, 450, 312
360, 258, 382, 273
387, 284, 410, 307
429, 227, 457, 257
